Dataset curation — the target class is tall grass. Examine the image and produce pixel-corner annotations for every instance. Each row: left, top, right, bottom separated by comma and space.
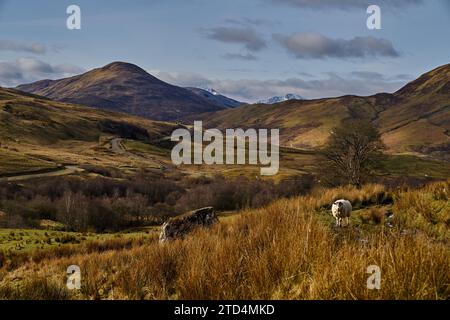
0, 183, 448, 300
393, 180, 450, 240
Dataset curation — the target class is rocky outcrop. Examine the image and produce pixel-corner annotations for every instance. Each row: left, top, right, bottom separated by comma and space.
159, 207, 218, 242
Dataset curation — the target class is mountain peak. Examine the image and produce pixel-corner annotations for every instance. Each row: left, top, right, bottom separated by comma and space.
258, 94, 305, 104
16, 61, 227, 121
204, 88, 220, 96
100, 61, 149, 75
186, 87, 242, 108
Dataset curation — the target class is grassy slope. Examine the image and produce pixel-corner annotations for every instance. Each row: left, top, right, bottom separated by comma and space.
4, 62, 449, 180
380, 155, 450, 179
0, 149, 58, 176
199, 64, 450, 157
0, 88, 177, 176
0, 181, 448, 300
0, 229, 155, 253
0, 89, 428, 180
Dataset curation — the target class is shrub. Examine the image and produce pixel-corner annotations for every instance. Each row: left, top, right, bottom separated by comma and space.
0, 173, 315, 232
368, 208, 385, 225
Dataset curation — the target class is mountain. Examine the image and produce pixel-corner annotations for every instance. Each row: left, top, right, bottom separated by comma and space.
0, 86, 174, 143
200, 64, 450, 159
16, 62, 226, 121
258, 94, 305, 104
186, 87, 243, 108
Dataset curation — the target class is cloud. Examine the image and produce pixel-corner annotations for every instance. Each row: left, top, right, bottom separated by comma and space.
155, 70, 409, 102
297, 72, 314, 78
224, 18, 277, 27
0, 58, 85, 87
203, 26, 267, 52
156, 71, 212, 89
222, 53, 258, 61
0, 40, 46, 54
389, 73, 413, 81
273, 33, 400, 59
271, 0, 423, 10
350, 71, 385, 80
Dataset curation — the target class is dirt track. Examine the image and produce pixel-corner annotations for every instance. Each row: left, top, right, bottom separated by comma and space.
0, 166, 85, 182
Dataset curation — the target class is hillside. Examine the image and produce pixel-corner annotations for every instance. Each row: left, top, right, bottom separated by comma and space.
200, 64, 450, 159
0, 181, 448, 299
2, 85, 449, 182
0, 87, 177, 176
16, 62, 226, 121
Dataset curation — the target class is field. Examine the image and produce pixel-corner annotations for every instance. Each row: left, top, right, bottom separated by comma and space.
0, 87, 449, 301
0, 228, 156, 254
2, 87, 449, 184
1, 87, 449, 183
379, 154, 450, 179
0, 181, 448, 300
0, 149, 59, 177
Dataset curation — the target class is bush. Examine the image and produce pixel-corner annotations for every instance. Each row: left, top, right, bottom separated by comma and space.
368, 208, 385, 225
0, 173, 315, 232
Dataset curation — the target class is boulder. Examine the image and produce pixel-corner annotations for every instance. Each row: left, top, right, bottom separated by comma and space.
159, 207, 218, 242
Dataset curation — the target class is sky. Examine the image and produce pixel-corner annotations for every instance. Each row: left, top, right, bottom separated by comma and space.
0, 0, 449, 102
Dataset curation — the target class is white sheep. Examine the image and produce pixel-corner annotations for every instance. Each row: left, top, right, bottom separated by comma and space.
331, 199, 352, 227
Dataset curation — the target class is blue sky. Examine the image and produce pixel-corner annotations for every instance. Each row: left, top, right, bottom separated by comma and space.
0, 0, 449, 102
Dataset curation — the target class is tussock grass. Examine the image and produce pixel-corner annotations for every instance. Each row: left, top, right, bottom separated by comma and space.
0, 183, 448, 300
393, 180, 450, 240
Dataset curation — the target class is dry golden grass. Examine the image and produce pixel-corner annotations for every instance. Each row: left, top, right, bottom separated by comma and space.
0, 182, 448, 300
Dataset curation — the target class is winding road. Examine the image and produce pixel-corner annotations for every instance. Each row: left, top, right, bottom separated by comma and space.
110, 137, 169, 169
110, 138, 126, 154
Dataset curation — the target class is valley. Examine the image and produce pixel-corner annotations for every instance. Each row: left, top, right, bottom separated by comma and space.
2, 0, 450, 304
0, 61, 449, 301
199, 64, 450, 160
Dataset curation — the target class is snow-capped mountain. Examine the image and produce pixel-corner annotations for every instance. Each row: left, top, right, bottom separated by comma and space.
258, 94, 305, 104
186, 87, 243, 108
205, 88, 220, 96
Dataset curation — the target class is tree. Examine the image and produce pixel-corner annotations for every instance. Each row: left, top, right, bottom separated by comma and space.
319, 119, 385, 187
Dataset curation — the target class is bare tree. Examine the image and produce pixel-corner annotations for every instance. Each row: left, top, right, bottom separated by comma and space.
319, 119, 384, 187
